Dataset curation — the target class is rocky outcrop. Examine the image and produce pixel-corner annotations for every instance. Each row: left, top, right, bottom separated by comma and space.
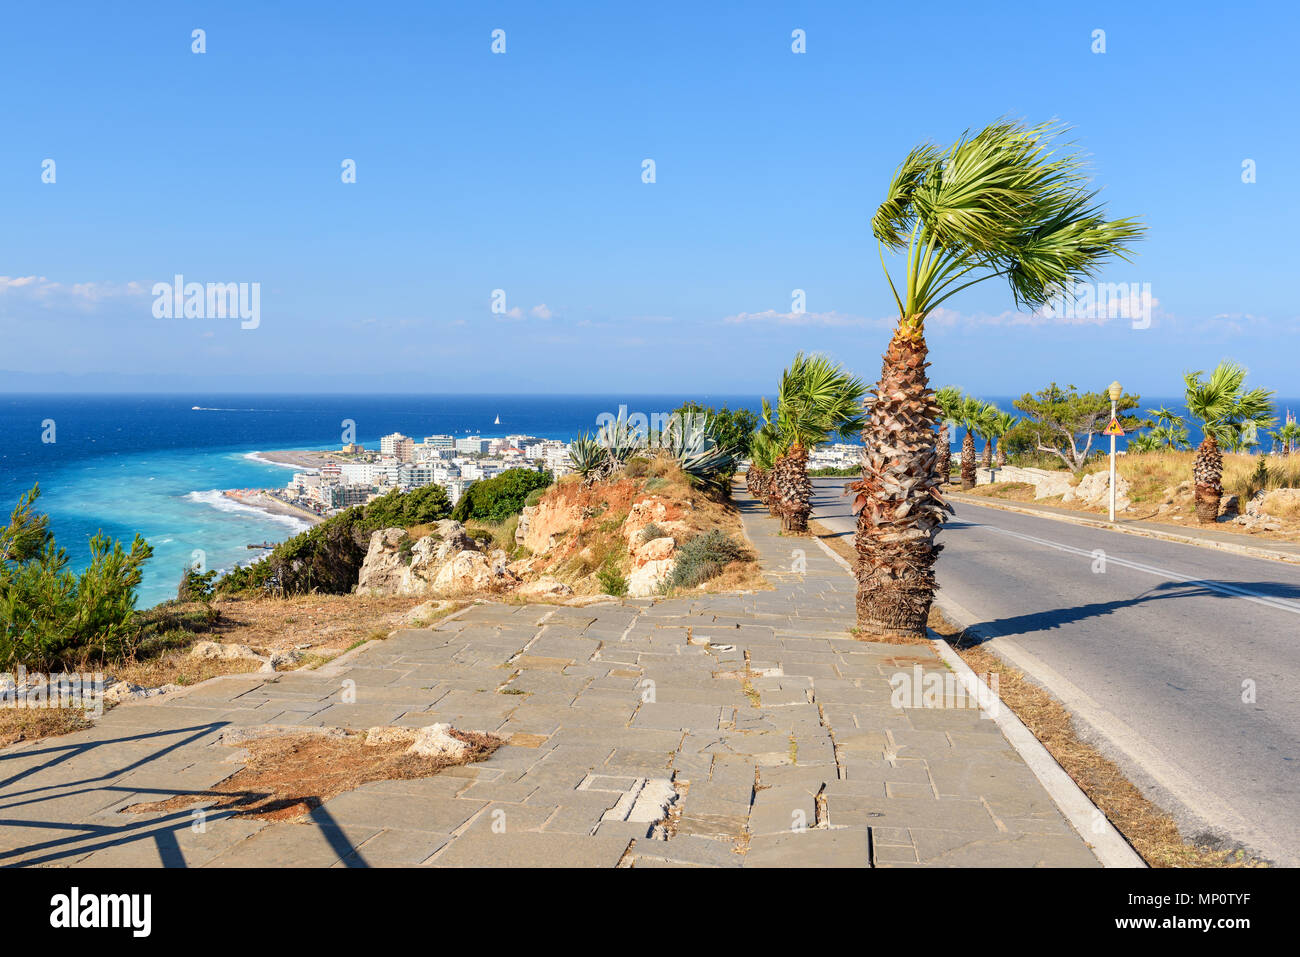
628, 558, 674, 597
1063, 470, 1131, 511
1233, 488, 1297, 531
189, 640, 263, 663
632, 535, 676, 567
356, 522, 486, 596
516, 577, 574, 598
363, 723, 468, 758
523, 498, 584, 555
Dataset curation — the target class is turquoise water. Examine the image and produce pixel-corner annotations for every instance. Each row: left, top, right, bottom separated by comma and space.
0, 393, 760, 608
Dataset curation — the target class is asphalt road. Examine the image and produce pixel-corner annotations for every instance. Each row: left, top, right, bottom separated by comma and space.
809, 477, 1300, 866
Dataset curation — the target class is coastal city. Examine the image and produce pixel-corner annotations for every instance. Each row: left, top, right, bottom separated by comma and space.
242, 430, 863, 522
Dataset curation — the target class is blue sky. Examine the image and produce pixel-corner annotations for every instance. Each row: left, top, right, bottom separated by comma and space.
1, 0, 1296, 397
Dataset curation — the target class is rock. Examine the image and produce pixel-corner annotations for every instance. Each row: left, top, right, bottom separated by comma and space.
622, 498, 670, 541
400, 600, 449, 626
1260, 488, 1300, 520
1062, 470, 1131, 511
189, 640, 263, 663
405, 723, 468, 758
103, 682, 156, 705
627, 558, 675, 597
516, 577, 574, 598
260, 649, 305, 672
516, 505, 536, 546
523, 498, 584, 555
356, 527, 410, 596
632, 536, 676, 567
432, 549, 518, 592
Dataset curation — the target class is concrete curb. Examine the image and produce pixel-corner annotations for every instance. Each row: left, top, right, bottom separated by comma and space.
946, 491, 1300, 566
809, 534, 1146, 868
928, 634, 1145, 868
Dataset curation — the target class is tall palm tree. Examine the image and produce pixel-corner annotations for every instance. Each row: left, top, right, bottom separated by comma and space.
934, 386, 962, 484
957, 396, 986, 489
850, 119, 1142, 638
990, 410, 1019, 466
764, 353, 865, 533
1184, 361, 1276, 522
976, 402, 1000, 469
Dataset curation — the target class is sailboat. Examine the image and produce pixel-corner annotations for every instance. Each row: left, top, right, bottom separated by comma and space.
494, 414, 501, 425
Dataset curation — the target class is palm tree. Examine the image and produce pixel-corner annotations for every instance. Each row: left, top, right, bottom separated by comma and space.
1271, 415, 1300, 456
1126, 431, 1164, 453
934, 386, 962, 484
1146, 405, 1191, 451
957, 396, 985, 488
748, 422, 785, 516
850, 119, 1142, 638
764, 353, 865, 533
976, 402, 1000, 469
1184, 361, 1276, 523
990, 410, 1019, 466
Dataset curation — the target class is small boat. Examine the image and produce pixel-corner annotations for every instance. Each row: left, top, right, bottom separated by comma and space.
192, 406, 201, 410
246, 542, 275, 550
494, 414, 501, 425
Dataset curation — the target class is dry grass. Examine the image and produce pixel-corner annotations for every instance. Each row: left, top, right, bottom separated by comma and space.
963, 481, 1037, 502
124, 727, 500, 823
929, 610, 1266, 868
0, 708, 93, 749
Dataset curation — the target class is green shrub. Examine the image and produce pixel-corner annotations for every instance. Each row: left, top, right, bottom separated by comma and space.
644, 476, 672, 492
639, 522, 667, 543
669, 530, 749, 590
176, 565, 218, 603
452, 469, 552, 523
524, 488, 546, 508
625, 457, 652, 478
1, 484, 153, 670
218, 483, 453, 598
597, 564, 628, 597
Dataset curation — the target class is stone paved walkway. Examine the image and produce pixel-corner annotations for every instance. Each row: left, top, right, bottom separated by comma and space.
0, 494, 1100, 867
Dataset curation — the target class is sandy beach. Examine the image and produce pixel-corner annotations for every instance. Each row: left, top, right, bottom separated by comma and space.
224, 489, 324, 527
248, 448, 341, 470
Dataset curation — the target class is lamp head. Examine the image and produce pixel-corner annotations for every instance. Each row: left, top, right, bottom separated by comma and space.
1108, 381, 1123, 402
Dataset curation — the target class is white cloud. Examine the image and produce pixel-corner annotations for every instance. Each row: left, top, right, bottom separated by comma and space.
722, 309, 889, 328
530, 303, 553, 319
0, 275, 150, 310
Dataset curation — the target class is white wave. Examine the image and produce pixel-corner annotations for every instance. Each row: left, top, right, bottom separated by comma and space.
183, 490, 311, 532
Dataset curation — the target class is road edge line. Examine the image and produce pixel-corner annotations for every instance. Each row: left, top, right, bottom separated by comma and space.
810, 534, 1144, 868
945, 492, 1300, 566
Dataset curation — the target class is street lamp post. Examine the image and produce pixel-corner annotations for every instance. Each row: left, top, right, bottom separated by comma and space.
1108, 380, 1122, 522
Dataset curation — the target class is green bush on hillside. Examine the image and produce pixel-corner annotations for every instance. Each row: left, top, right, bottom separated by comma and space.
669, 530, 749, 590
452, 469, 552, 523
218, 483, 453, 598
0, 484, 153, 670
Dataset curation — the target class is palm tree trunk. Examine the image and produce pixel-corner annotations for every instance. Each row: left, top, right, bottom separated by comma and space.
1193, 434, 1223, 523
980, 438, 992, 469
995, 438, 1007, 467
781, 443, 811, 533
961, 431, 976, 489
935, 424, 951, 484
854, 326, 952, 639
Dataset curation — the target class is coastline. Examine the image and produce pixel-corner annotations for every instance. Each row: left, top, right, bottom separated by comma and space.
246, 448, 339, 470
223, 489, 324, 527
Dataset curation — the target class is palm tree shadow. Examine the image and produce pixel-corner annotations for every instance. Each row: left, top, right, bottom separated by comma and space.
953, 578, 1300, 648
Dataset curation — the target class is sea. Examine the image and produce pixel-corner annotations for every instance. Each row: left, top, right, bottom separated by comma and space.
0, 394, 761, 608
2, 392, 1294, 610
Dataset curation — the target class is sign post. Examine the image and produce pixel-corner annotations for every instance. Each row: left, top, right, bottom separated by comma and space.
1106, 381, 1124, 522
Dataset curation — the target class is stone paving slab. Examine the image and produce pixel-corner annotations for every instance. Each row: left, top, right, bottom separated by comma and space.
0, 490, 1101, 868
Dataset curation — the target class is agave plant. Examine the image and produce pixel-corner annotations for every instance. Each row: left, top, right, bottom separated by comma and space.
765, 353, 865, 533
853, 119, 1142, 638
566, 434, 612, 485
1184, 361, 1276, 522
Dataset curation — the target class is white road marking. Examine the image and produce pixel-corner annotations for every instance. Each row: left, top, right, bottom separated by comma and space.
978, 523, 1300, 616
